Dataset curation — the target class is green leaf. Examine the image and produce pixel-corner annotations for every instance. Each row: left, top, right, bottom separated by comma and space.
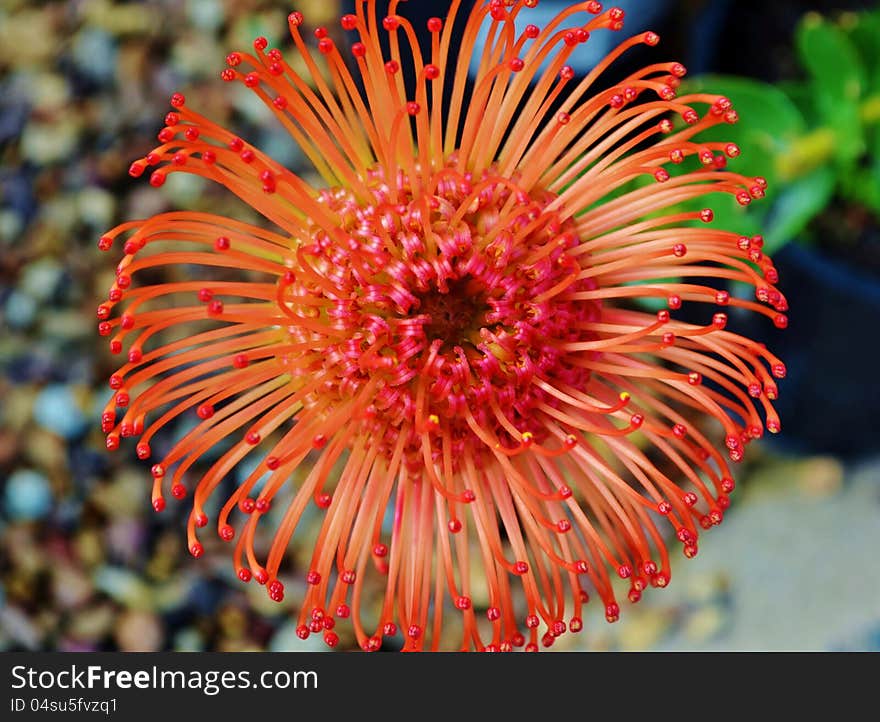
681, 76, 807, 187
845, 10, 880, 93
763, 167, 836, 254
871, 124, 880, 213
866, 168, 880, 216
865, 99, 880, 159
796, 14, 866, 162
776, 80, 820, 123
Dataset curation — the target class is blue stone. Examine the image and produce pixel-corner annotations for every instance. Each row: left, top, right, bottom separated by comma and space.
71, 29, 118, 85
3, 469, 53, 521
33, 384, 87, 439
4, 290, 37, 329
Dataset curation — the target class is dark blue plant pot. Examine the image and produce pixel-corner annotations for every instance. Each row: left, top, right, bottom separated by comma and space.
746, 242, 880, 457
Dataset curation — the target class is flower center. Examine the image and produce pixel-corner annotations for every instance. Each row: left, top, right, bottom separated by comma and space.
416, 276, 488, 353
278, 161, 600, 460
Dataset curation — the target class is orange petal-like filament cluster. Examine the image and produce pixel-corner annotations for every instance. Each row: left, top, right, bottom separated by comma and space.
99, 1, 784, 651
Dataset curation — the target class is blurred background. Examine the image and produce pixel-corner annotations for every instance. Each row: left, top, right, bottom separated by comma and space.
0, 0, 877, 652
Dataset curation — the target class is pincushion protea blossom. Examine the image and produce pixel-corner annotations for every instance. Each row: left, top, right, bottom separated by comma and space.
98, 0, 786, 651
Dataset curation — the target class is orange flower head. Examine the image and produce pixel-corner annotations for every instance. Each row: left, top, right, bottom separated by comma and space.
98, 0, 786, 651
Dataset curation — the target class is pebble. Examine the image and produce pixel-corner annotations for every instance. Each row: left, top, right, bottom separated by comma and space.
161, 172, 209, 207
33, 383, 88, 439
0, 172, 37, 226
28, 72, 71, 114
4, 290, 38, 329
93, 565, 152, 606
36, 195, 78, 237
77, 187, 117, 230
68, 445, 108, 480
114, 609, 164, 652
2, 468, 53, 521
0, 210, 24, 243
0, 431, 18, 466
172, 32, 223, 80
22, 428, 67, 471
617, 609, 675, 651
0, 9, 57, 65
217, 603, 248, 640
52, 564, 93, 610
80, 0, 155, 36
187, 577, 227, 616
73, 529, 105, 568
41, 311, 93, 344
91, 469, 149, 518
683, 605, 728, 644
105, 517, 147, 564
0, 605, 42, 651
798, 456, 845, 497
0, 93, 28, 148
173, 627, 205, 652
71, 28, 118, 85
20, 120, 80, 165
684, 572, 730, 605
4, 351, 55, 385
153, 574, 196, 612
187, 0, 225, 32
19, 258, 64, 303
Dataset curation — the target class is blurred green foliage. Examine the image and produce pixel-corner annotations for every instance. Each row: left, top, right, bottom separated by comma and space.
686, 8, 880, 255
